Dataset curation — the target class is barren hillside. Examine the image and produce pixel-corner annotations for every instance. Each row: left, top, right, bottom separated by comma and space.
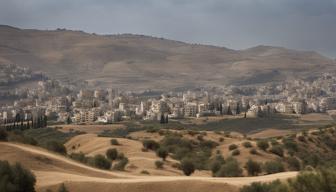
0, 25, 335, 89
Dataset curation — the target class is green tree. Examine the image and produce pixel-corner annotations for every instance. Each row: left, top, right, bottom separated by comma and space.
142, 140, 160, 150
160, 114, 165, 124
181, 159, 195, 176
269, 145, 284, 157
0, 129, 8, 141
240, 180, 289, 192
66, 116, 71, 124
156, 147, 168, 161
236, 103, 241, 114
290, 168, 336, 192
106, 148, 118, 161
257, 140, 269, 151
46, 141, 67, 155
113, 157, 129, 171
264, 161, 284, 174
43, 115, 48, 127
216, 157, 242, 177
245, 159, 262, 176
91, 154, 111, 170
227, 105, 233, 115
0, 160, 36, 192
229, 144, 238, 151
58, 183, 69, 192
287, 157, 301, 171
210, 155, 225, 176
110, 139, 119, 145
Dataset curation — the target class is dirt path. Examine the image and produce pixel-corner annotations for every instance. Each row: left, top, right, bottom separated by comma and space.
0, 142, 298, 188
34, 170, 298, 187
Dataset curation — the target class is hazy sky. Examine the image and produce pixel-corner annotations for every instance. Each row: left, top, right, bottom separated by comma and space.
1, 0, 336, 58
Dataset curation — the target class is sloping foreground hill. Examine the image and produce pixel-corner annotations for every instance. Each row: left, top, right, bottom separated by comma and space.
0, 25, 335, 89
0, 142, 297, 192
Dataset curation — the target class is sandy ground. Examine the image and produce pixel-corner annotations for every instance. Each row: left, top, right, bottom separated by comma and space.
249, 129, 293, 139
299, 113, 334, 122
0, 142, 298, 192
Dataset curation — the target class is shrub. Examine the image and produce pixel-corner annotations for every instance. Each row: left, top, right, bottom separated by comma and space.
200, 140, 219, 149
297, 135, 306, 142
215, 157, 242, 177
257, 140, 269, 151
210, 155, 225, 176
270, 139, 279, 146
282, 138, 298, 152
197, 135, 204, 141
269, 145, 284, 157
245, 159, 262, 176
240, 180, 289, 192
0, 160, 36, 192
287, 157, 301, 171
264, 161, 284, 174
113, 157, 129, 171
219, 137, 224, 142
156, 147, 169, 161
187, 130, 198, 136
46, 141, 67, 154
110, 139, 119, 145
58, 183, 69, 192
106, 148, 118, 161
155, 160, 164, 169
250, 148, 258, 155
0, 129, 8, 141
290, 167, 336, 192
142, 139, 160, 150
243, 141, 253, 148
69, 152, 87, 163
232, 149, 240, 156
117, 152, 125, 160
180, 159, 195, 176
91, 154, 111, 170
229, 144, 238, 151
140, 170, 150, 175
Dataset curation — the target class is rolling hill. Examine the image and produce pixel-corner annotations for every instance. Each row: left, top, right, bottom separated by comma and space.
0, 142, 298, 192
0, 25, 335, 90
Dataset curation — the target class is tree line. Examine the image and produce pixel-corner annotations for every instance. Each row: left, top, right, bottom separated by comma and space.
0, 114, 48, 131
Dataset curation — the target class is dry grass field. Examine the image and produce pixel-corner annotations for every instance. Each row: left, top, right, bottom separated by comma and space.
0, 142, 298, 192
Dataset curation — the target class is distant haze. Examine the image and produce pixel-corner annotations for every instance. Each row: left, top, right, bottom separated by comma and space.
0, 0, 336, 58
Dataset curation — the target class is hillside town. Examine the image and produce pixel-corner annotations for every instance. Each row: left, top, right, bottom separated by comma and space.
1, 73, 336, 125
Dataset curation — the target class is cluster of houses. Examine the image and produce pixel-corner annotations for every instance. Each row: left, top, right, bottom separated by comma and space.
1, 73, 336, 125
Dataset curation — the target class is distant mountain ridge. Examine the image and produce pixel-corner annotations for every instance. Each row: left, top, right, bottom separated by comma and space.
0, 25, 335, 90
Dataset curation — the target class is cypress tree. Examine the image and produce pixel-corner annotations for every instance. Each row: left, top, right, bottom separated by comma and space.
246, 103, 251, 111
236, 103, 240, 114
67, 116, 71, 124
37, 116, 41, 128
44, 115, 48, 127
160, 114, 164, 124
20, 120, 24, 130
27, 120, 30, 129
227, 105, 232, 115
